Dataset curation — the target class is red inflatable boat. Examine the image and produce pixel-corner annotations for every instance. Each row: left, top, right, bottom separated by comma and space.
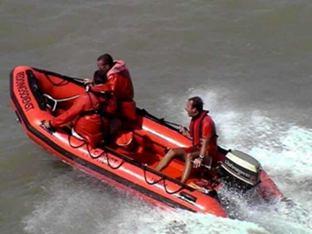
10, 66, 284, 218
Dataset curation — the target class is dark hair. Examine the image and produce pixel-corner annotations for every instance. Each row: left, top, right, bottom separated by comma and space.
188, 96, 204, 111
97, 53, 114, 67
93, 70, 107, 84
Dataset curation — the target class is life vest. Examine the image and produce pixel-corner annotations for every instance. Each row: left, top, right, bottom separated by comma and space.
189, 110, 217, 151
90, 63, 137, 123
119, 100, 137, 122
106, 60, 134, 101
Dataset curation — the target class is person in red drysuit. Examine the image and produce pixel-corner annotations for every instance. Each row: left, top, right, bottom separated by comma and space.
43, 85, 117, 148
155, 96, 221, 183
90, 54, 137, 124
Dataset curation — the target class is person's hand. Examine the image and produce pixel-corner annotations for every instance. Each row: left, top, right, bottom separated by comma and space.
179, 125, 188, 135
42, 120, 55, 133
85, 84, 91, 92
193, 157, 203, 168
42, 120, 51, 129
83, 78, 92, 85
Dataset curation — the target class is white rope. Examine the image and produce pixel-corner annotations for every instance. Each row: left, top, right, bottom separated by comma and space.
43, 93, 80, 112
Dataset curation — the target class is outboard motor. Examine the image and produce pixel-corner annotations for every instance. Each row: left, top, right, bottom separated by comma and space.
219, 150, 261, 191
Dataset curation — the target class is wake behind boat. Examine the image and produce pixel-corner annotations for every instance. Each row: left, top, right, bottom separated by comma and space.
10, 65, 284, 218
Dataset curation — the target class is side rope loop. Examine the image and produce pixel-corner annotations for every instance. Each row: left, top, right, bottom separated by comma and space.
106, 153, 125, 169
143, 167, 164, 185
68, 134, 86, 148
162, 179, 185, 195
86, 143, 106, 159
67, 133, 124, 169
142, 166, 185, 195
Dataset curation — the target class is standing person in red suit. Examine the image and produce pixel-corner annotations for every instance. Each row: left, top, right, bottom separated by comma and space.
43, 85, 117, 148
90, 54, 137, 126
155, 96, 222, 183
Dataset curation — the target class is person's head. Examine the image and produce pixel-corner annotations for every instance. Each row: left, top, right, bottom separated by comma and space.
185, 96, 204, 117
93, 70, 107, 84
97, 53, 114, 73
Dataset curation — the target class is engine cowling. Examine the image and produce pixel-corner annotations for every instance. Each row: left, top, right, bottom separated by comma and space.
220, 150, 261, 188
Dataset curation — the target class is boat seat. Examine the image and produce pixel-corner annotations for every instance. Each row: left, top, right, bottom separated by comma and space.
131, 129, 185, 179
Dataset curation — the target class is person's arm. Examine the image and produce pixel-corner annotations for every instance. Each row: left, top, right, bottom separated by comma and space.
193, 117, 214, 168
193, 137, 210, 168
199, 137, 210, 159
89, 83, 113, 93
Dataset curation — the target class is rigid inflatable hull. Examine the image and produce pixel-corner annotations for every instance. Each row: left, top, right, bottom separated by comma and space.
10, 66, 228, 217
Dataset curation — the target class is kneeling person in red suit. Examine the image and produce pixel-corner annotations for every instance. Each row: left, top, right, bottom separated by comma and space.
43, 85, 117, 148
91, 53, 137, 126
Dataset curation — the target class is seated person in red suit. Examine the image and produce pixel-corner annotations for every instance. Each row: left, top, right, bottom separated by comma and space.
155, 96, 221, 183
